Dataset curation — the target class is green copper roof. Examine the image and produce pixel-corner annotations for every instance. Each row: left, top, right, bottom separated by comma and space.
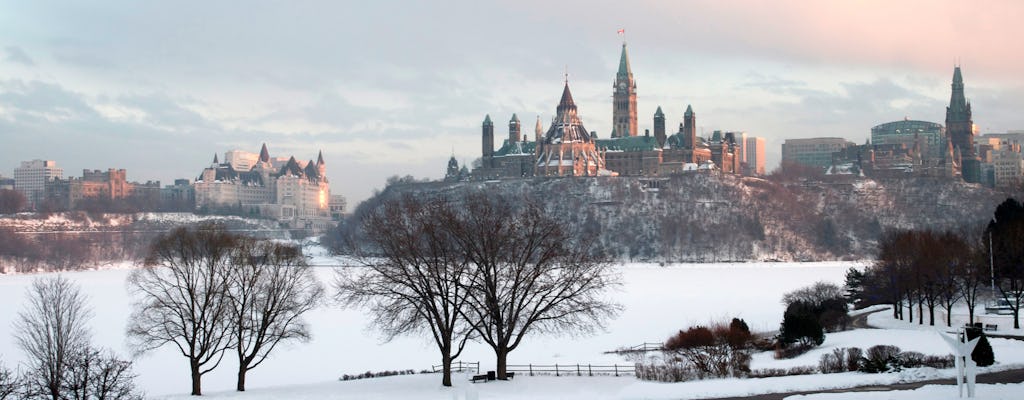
483, 114, 492, 125
510, 113, 519, 123
654, 106, 664, 117
684, 104, 694, 116
494, 140, 536, 156
617, 42, 632, 77
597, 135, 659, 152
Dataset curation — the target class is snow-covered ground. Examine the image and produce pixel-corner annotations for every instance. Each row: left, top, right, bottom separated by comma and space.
2, 254, 1022, 399
867, 302, 1024, 336
786, 383, 1024, 400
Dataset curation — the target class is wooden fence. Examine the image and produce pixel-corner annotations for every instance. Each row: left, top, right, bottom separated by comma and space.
431, 361, 479, 373
505, 363, 636, 377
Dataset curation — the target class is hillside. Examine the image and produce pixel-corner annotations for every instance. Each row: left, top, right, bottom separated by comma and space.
334, 174, 1015, 262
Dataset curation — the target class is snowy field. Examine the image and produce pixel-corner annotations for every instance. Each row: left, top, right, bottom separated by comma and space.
1, 252, 1021, 399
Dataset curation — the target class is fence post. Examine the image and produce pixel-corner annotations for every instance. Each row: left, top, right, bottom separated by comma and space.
577, 364, 581, 376
588, 364, 592, 376
614, 364, 619, 377
555, 364, 559, 377
529, 364, 533, 377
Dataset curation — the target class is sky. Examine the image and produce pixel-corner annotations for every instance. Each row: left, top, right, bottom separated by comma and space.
1, 0, 1023, 206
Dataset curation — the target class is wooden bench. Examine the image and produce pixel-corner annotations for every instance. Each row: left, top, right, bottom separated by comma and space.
984, 324, 999, 332
471, 374, 488, 383
506, 372, 515, 380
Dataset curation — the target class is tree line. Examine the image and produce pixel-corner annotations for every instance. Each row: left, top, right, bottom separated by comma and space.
335, 191, 621, 386
850, 198, 1024, 329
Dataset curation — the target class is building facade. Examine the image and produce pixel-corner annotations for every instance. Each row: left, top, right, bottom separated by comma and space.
14, 160, 63, 209
194, 144, 333, 232
745, 136, 766, 175
782, 138, 855, 169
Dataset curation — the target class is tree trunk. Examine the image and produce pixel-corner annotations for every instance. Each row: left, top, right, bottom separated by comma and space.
928, 304, 935, 326
892, 302, 899, 319
946, 304, 953, 327
908, 299, 913, 323
496, 347, 508, 380
190, 360, 202, 396
237, 366, 247, 392
968, 302, 975, 325
441, 352, 452, 387
917, 302, 923, 325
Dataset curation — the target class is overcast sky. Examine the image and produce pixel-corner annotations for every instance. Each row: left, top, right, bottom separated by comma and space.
2, 0, 1023, 206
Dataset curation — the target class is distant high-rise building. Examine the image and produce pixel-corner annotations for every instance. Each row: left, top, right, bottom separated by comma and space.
225, 150, 260, 172
745, 136, 766, 175
782, 138, 854, 169
611, 42, 637, 138
14, 160, 62, 209
946, 66, 981, 183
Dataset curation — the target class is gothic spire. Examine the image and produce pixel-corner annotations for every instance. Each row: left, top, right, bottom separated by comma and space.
317, 150, 324, 166
655, 105, 664, 117
259, 143, 270, 163
557, 82, 577, 113
685, 104, 694, 117
510, 113, 520, 123
213, 153, 218, 164
947, 66, 969, 117
617, 42, 632, 78
483, 114, 493, 126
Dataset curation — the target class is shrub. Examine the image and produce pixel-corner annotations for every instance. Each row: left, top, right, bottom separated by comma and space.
339, 369, 417, 381
780, 302, 825, 348
819, 348, 847, 374
898, 351, 925, 368
774, 342, 815, 360
859, 345, 901, 373
965, 327, 995, 367
846, 347, 862, 371
921, 355, 955, 369
748, 366, 818, 378
662, 319, 755, 379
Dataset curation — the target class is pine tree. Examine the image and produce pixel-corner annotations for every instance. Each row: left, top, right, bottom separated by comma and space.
966, 327, 995, 367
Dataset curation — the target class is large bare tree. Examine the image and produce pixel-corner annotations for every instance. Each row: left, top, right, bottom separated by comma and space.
126, 223, 237, 396
451, 193, 621, 380
336, 194, 473, 387
227, 238, 324, 391
14, 276, 92, 400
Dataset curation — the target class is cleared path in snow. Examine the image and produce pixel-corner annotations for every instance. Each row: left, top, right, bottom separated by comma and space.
701, 367, 1024, 400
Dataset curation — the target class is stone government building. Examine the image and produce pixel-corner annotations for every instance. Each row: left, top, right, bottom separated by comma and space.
193, 144, 332, 232
464, 42, 758, 180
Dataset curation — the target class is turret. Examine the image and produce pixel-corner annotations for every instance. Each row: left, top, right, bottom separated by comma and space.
316, 150, 326, 178
682, 105, 696, 149
259, 143, 270, 163
654, 106, 666, 148
509, 114, 521, 145
482, 114, 494, 168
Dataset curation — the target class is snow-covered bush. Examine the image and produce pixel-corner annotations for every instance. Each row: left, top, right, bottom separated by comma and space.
748, 366, 817, 378
859, 345, 901, 373
846, 347, 862, 371
819, 348, 847, 374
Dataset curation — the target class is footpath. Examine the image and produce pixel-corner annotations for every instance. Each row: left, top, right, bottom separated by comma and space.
705, 307, 1024, 400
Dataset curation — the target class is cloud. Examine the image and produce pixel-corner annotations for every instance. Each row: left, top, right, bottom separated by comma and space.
3, 46, 34, 66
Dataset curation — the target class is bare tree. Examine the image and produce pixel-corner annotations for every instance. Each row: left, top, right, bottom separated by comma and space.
336, 194, 473, 387
958, 235, 989, 325
0, 358, 18, 400
451, 193, 621, 380
127, 223, 237, 396
62, 346, 142, 400
227, 238, 324, 391
14, 276, 93, 400
0, 189, 26, 214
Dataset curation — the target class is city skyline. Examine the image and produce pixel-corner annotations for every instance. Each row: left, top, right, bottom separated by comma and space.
2, 1, 1023, 205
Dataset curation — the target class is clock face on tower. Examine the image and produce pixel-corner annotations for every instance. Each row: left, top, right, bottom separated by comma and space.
618, 81, 626, 90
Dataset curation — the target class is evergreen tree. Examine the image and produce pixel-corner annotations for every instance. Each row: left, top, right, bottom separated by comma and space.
965, 327, 995, 367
